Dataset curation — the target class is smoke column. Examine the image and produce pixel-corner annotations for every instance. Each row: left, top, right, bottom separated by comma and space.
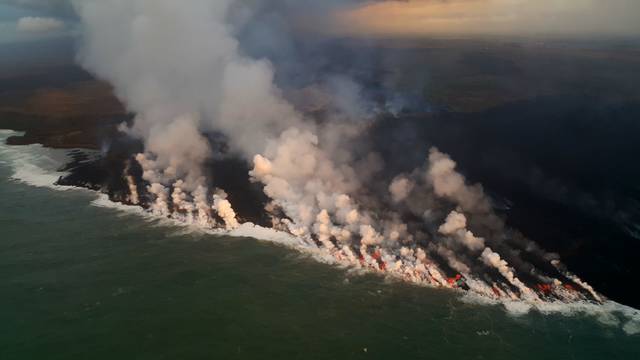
72, 0, 604, 304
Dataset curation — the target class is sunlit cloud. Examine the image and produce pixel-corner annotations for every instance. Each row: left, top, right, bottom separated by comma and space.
17, 16, 64, 33
330, 0, 640, 38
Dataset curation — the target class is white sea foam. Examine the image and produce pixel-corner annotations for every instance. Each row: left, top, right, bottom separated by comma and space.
91, 193, 305, 249
461, 291, 640, 335
0, 130, 75, 190
91, 193, 147, 214
91, 193, 191, 229
230, 223, 309, 249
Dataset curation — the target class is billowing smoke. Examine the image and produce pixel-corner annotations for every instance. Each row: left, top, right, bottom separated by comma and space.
438, 211, 485, 252
124, 161, 139, 205
147, 183, 169, 216
428, 148, 491, 214
74, 0, 307, 169
72, 0, 604, 304
213, 190, 240, 230
480, 247, 539, 301
389, 176, 414, 204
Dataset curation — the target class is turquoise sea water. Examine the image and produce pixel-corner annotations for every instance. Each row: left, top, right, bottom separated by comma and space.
1, 131, 639, 359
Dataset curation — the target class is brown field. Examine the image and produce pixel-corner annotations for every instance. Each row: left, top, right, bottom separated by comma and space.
0, 64, 128, 149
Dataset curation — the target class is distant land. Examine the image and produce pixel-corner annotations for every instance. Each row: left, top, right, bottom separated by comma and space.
0, 38, 128, 149
2, 37, 640, 149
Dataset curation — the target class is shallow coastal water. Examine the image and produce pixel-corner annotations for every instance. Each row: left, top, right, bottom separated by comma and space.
1, 130, 639, 359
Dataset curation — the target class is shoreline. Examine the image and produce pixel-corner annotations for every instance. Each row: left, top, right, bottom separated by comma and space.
1, 128, 639, 335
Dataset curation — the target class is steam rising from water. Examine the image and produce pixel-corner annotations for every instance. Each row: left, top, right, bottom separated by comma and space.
2, 129, 640, 335
72, 0, 605, 305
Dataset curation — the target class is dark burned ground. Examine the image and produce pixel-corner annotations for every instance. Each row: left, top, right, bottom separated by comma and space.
2, 37, 640, 307
372, 96, 640, 308
55, 133, 273, 227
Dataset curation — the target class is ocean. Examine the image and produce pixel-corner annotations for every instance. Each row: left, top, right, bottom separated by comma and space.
1, 130, 638, 359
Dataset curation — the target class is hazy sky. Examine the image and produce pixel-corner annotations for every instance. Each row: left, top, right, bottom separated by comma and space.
0, 2, 70, 43
1, 0, 639, 43
330, 0, 640, 39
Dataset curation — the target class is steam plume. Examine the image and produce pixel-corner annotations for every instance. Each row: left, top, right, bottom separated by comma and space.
72, 0, 604, 305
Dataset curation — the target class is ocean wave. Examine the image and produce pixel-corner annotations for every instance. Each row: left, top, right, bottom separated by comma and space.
460, 292, 640, 335
0, 130, 75, 190
90, 193, 334, 262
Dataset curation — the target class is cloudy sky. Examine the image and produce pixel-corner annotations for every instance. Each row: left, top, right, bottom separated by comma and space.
1, 0, 639, 43
0, 1, 71, 43
329, 0, 640, 38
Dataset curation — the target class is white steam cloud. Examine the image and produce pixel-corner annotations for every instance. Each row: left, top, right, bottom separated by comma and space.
72, 0, 605, 306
